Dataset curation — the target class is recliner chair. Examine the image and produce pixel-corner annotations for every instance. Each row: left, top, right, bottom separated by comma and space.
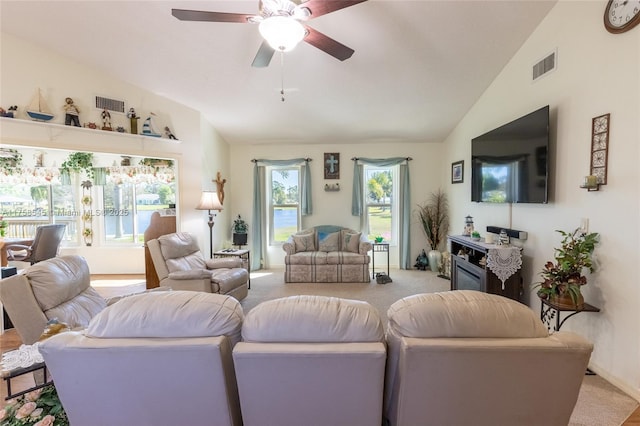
5, 223, 66, 264
384, 290, 594, 426
233, 295, 387, 426
147, 232, 248, 301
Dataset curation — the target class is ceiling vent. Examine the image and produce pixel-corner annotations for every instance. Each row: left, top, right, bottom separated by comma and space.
94, 95, 125, 114
532, 50, 557, 81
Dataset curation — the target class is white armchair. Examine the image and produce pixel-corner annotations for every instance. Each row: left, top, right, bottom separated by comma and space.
148, 232, 248, 301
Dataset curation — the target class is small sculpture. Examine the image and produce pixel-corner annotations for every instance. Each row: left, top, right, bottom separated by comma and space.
214, 171, 227, 205
0, 105, 17, 118
164, 126, 177, 140
116, 126, 125, 133
101, 109, 112, 130
63, 97, 81, 126
127, 108, 139, 134
414, 249, 429, 271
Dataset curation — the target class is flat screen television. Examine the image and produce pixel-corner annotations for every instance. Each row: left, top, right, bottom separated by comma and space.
471, 105, 549, 203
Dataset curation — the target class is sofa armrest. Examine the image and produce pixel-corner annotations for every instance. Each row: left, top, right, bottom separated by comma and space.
283, 235, 296, 255
0, 274, 49, 345
168, 270, 212, 280
206, 258, 242, 269
359, 239, 373, 255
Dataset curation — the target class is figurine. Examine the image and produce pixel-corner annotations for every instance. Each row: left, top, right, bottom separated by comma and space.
127, 108, 139, 134
414, 249, 429, 271
1, 105, 17, 118
63, 97, 80, 126
116, 126, 125, 133
101, 109, 112, 130
164, 126, 177, 140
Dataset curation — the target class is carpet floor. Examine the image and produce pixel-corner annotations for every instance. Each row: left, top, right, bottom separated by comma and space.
241, 268, 639, 426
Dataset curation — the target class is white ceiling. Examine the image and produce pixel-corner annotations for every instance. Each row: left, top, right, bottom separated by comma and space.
0, 0, 556, 146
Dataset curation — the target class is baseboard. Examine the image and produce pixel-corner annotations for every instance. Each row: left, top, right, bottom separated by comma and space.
588, 362, 640, 403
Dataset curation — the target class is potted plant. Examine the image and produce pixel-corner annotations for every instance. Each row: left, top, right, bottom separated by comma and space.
416, 189, 449, 273
232, 215, 248, 246
60, 151, 94, 181
535, 228, 599, 308
0, 148, 23, 173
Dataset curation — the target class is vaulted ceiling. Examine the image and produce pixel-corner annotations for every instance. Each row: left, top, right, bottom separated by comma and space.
0, 1, 556, 145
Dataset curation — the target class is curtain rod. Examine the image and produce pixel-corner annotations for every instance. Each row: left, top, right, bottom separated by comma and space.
251, 158, 312, 163
351, 157, 413, 161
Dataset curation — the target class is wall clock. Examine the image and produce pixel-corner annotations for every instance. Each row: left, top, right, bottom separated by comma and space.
590, 113, 610, 185
604, 0, 640, 33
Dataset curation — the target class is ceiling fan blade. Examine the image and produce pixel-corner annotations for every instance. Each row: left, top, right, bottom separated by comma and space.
171, 9, 255, 23
300, 0, 367, 19
303, 26, 354, 61
252, 40, 276, 67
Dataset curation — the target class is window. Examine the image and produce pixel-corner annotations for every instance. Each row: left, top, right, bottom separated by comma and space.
0, 183, 77, 241
269, 167, 300, 244
101, 180, 175, 244
364, 165, 398, 243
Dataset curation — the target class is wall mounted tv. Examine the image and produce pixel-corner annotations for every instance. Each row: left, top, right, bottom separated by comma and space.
471, 105, 549, 203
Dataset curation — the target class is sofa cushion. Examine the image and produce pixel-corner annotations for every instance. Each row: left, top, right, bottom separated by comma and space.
318, 231, 340, 252
340, 230, 361, 253
326, 251, 369, 265
293, 232, 316, 252
86, 291, 244, 344
387, 290, 548, 338
286, 252, 328, 265
242, 295, 384, 343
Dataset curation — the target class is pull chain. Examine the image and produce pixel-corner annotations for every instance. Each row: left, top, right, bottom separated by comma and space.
280, 51, 285, 102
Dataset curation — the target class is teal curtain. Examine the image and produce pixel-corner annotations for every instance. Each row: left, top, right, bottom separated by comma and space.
352, 157, 412, 269
251, 158, 312, 270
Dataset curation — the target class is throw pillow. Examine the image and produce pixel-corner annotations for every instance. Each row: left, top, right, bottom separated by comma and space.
341, 230, 361, 253
318, 231, 340, 252
293, 232, 316, 252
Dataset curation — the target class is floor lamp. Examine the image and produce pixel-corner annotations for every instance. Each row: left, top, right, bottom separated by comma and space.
196, 191, 223, 258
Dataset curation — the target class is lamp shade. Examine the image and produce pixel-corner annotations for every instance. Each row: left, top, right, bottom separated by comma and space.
259, 16, 306, 52
196, 191, 223, 211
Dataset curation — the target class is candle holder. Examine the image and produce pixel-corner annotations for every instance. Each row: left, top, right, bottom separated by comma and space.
580, 175, 600, 191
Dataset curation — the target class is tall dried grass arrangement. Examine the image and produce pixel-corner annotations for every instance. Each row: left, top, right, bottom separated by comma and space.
417, 189, 449, 251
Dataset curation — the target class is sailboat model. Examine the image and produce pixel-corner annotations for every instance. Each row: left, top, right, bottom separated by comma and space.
142, 112, 162, 137
26, 89, 55, 122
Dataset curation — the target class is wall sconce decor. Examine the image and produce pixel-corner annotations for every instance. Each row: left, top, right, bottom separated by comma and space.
585, 113, 610, 191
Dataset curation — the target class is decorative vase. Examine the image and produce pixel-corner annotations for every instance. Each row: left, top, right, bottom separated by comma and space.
428, 250, 442, 273
551, 291, 584, 309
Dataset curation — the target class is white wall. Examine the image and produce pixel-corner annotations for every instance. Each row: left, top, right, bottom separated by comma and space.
0, 33, 229, 273
443, 1, 640, 399
229, 142, 443, 268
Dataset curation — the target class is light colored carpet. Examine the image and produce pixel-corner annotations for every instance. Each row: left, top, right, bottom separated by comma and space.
241, 268, 639, 426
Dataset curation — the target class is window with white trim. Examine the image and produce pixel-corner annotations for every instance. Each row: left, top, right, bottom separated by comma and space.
269, 166, 300, 244
364, 165, 398, 243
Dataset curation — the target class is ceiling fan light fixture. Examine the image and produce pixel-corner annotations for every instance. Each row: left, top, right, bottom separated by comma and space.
259, 16, 305, 52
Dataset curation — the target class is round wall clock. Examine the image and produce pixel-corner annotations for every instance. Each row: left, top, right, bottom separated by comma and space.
604, 0, 640, 33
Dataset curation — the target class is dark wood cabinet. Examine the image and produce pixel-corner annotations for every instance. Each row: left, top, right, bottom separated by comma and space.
448, 235, 523, 302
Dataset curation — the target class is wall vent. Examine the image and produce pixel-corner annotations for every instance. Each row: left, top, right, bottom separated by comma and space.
532, 50, 557, 81
94, 95, 125, 114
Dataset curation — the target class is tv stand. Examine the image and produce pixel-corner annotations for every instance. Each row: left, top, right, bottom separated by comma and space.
448, 235, 523, 302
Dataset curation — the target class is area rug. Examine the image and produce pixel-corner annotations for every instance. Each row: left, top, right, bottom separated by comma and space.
241, 268, 639, 426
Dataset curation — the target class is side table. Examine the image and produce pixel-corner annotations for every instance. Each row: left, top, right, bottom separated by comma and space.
540, 299, 600, 332
2, 345, 52, 400
371, 243, 390, 279
213, 249, 251, 289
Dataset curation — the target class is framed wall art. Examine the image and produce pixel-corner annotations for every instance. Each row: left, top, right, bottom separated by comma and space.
324, 152, 340, 179
451, 160, 464, 184
590, 113, 610, 185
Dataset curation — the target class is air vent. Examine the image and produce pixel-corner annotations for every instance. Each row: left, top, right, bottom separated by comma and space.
532, 50, 557, 81
95, 95, 125, 114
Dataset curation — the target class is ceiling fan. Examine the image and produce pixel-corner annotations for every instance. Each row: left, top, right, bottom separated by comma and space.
172, 0, 367, 67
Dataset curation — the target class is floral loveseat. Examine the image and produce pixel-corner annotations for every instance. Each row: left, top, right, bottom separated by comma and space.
283, 225, 372, 283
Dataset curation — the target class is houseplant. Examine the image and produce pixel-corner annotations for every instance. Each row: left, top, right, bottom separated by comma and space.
416, 189, 449, 273
535, 228, 599, 308
60, 151, 94, 181
232, 214, 248, 246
